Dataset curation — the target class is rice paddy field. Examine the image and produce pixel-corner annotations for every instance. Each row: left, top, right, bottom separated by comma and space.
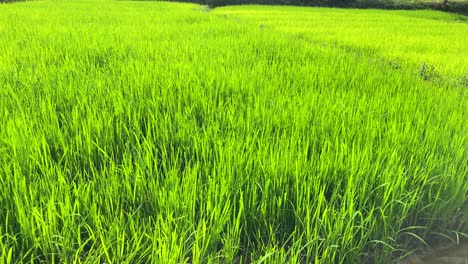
0, 0, 467, 263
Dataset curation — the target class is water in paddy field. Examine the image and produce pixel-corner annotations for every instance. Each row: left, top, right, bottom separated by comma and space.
401, 245, 468, 264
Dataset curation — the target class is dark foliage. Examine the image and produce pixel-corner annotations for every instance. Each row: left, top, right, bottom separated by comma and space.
2, 0, 467, 15
0, 0, 28, 3
177, 0, 468, 15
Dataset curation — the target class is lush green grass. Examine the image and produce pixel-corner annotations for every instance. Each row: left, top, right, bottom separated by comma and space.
0, 1, 467, 263
216, 6, 468, 80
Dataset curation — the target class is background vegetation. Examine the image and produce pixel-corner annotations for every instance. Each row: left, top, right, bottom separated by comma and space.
163, 0, 468, 14
0, 0, 467, 263
2, 0, 468, 14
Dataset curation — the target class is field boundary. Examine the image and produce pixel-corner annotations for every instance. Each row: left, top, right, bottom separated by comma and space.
160, 0, 468, 15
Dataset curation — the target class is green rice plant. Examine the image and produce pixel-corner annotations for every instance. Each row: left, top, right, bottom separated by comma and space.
0, 1, 467, 263
216, 5, 468, 84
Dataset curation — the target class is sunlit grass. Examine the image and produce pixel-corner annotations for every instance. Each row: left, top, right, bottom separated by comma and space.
216, 6, 468, 81
0, 1, 467, 263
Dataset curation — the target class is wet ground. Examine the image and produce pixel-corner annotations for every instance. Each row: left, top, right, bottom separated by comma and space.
399, 244, 468, 264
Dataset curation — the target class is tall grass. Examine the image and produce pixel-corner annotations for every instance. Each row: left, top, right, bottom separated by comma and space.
0, 1, 467, 263
216, 6, 468, 81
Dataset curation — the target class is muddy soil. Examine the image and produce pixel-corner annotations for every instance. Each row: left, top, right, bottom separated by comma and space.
399, 245, 468, 264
